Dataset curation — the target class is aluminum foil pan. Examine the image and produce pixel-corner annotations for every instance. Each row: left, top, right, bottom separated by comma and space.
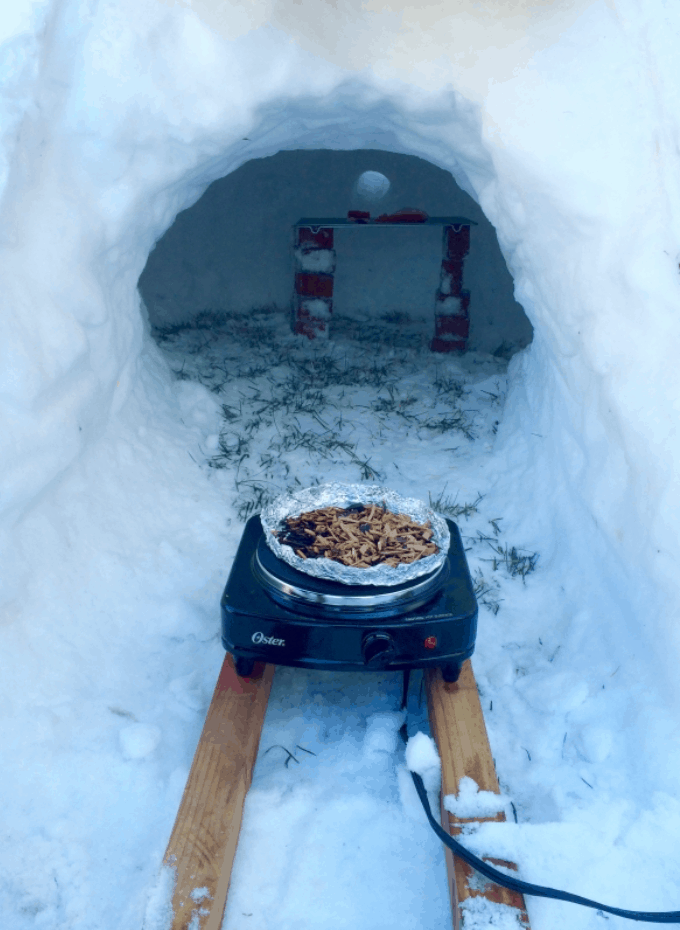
260, 483, 449, 587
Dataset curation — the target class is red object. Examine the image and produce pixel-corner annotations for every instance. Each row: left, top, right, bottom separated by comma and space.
295, 273, 334, 298
434, 315, 470, 339
347, 210, 370, 222
431, 337, 466, 353
376, 207, 428, 223
424, 635, 437, 650
440, 258, 464, 296
445, 224, 470, 259
294, 300, 332, 340
297, 227, 334, 249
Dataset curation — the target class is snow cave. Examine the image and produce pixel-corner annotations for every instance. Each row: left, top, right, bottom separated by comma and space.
138, 149, 534, 358
2, 2, 680, 929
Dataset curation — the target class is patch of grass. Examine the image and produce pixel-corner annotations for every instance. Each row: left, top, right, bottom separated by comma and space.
429, 489, 483, 520
207, 433, 251, 469
433, 371, 465, 400
472, 568, 502, 614
233, 481, 277, 522
481, 542, 539, 582
422, 413, 474, 440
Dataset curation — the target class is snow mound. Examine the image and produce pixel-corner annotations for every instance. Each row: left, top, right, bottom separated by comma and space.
444, 776, 511, 819
405, 731, 442, 793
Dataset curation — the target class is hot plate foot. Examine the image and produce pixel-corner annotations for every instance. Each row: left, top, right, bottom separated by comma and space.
441, 662, 462, 683
234, 656, 255, 678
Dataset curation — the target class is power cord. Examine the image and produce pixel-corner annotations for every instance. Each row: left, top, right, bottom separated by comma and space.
399, 674, 680, 923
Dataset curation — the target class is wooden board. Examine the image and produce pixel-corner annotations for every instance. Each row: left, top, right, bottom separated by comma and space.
163, 654, 275, 930
426, 661, 530, 929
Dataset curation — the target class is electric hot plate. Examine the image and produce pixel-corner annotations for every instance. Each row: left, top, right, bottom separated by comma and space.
221, 514, 478, 680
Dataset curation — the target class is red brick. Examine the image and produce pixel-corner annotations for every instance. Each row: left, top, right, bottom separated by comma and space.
440, 259, 464, 296
431, 336, 467, 353
295, 273, 334, 298
294, 301, 332, 339
444, 224, 470, 260
296, 227, 334, 249
434, 315, 470, 339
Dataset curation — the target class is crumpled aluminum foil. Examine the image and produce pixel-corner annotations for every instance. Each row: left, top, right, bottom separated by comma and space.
260, 483, 449, 587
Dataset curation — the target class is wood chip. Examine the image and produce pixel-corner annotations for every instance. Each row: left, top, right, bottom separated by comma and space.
276, 504, 438, 568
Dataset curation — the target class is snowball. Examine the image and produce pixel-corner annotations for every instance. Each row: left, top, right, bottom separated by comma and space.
405, 731, 441, 792
355, 170, 390, 201
118, 724, 161, 760
443, 776, 510, 819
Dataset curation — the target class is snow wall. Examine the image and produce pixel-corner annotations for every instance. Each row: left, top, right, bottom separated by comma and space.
2, 1, 680, 705
138, 148, 534, 356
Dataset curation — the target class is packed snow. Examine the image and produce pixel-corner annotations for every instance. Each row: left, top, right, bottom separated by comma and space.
3, 1, 680, 929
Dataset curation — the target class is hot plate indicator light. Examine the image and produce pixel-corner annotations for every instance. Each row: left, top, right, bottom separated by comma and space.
424, 635, 437, 650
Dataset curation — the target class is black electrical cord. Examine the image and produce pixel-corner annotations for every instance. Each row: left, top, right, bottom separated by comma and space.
398, 713, 680, 922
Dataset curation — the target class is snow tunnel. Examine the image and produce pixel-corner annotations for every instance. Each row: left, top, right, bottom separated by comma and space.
4, 2, 680, 927
138, 149, 534, 357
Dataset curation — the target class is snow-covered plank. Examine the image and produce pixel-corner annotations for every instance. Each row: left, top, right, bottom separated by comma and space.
163, 655, 274, 930
426, 662, 530, 929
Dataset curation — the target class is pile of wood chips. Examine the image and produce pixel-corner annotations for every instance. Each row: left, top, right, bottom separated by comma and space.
276, 503, 438, 568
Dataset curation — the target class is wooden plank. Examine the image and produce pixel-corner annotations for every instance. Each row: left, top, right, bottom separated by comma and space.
426, 661, 530, 929
163, 654, 275, 930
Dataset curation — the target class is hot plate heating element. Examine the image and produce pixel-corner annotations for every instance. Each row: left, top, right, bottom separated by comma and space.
221, 515, 477, 680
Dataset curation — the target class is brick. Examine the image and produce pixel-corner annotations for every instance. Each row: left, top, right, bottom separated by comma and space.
439, 259, 464, 296
296, 226, 334, 249
296, 297, 332, 321
434, 315, 470, 339
294, 300, 332, 340
431, 336, 467, 353
293, 313, 329, 339
295, 272, 334, 298
444, 224, 470, 260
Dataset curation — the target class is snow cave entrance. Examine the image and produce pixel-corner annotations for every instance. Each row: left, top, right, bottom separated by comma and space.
139, 150, 533, 518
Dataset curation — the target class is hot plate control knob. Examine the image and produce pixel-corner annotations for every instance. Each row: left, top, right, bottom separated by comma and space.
362, 632, 396, 667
